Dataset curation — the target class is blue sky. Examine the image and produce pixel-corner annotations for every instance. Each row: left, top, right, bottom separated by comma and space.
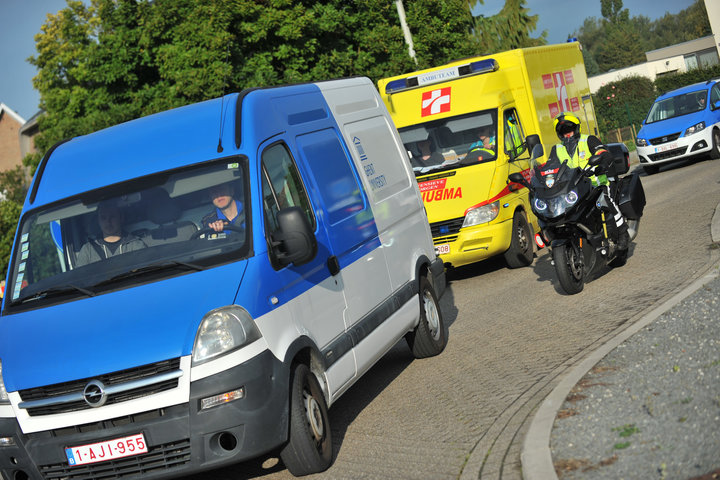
0, 0, 698, 121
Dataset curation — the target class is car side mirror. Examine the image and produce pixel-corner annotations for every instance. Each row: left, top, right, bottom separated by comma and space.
508, 172, 529, 188
712, 100, 720, 111
526, 134, 541, 156
272, 207, 317, 267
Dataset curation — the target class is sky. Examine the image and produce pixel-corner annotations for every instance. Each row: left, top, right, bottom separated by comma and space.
0, 0, 699, 122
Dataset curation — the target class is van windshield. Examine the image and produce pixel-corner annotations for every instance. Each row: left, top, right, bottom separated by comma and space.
398, 110, 498, 176
6, 158, 250, 308
645, 89, 708, 124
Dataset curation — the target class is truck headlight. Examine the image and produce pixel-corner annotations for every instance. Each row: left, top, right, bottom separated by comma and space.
192, 306, 261, 365
684, 121, 705, 136
463, 201, 499, 227
0, 361, 9, 404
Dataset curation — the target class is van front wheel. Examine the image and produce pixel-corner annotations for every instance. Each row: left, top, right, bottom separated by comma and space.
280, 364, 333, 476
406, 276, 447, 358
504, 211, 533, 268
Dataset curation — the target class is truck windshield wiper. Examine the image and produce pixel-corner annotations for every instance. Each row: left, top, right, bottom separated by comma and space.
93, 260, 205, 287
13, 284, 96, 305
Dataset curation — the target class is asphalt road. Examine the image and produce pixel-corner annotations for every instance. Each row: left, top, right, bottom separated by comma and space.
183, 155, 720, 480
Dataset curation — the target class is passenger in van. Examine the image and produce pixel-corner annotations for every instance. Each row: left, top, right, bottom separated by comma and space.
466, 125, 496, 161
76, 200, 147, 266
697, 94, 706, 110
411, 139, 445, 168
202, 182, 245, 234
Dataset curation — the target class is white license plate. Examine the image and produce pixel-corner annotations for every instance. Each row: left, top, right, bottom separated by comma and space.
66, 433, 148, 466
435, 243, 451, 255
654, 142, 678, 153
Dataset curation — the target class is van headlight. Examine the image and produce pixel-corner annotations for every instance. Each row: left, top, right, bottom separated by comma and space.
636, 137, 647, 147
463, 201, 499, 227
684, 121, 705, 136
192, 306, 261, 365
0, 361, 9, 404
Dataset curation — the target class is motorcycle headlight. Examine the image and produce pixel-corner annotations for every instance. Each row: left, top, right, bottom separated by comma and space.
0, 361, 9, 404
684, 121, 705, 136
636, 137, 647, 147
565, 191, 579, 205
534, 198, 547, 212
192, 306, 261, 365
463, 201, 499, 227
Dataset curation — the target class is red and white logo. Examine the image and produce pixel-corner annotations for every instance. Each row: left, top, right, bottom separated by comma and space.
544, 70, 578, 118
421, 88, 451, 117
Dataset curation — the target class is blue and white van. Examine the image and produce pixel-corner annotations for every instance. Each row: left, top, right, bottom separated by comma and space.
636, 78, 720, 174
0, 77, 446, 479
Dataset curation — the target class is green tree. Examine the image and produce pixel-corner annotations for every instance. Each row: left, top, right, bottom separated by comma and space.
593, 75, 655, 136
0, 200, 22, 282
470, 0, 545, 53
0, 166, 30, 205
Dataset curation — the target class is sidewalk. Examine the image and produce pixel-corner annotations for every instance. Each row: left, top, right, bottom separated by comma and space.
521, 200, 720, 479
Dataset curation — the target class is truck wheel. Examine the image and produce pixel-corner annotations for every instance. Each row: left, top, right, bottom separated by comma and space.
711, 129, 720, 160
406, 275, 447, 358
280, 363, 333, 476
552, 242, 584, 295
504, 211, 533, 268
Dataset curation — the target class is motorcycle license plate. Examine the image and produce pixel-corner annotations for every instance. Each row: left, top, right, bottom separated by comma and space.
435, 244, 451, 255
66, 433, 148, 466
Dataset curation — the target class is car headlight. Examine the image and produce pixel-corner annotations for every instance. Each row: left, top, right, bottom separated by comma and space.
0, 361, 9, 404
463, 201, 499, 227
636, 137, 647, 147
684, 121, 705, 136
534, 198, 547, 212
192, 306, 261, 365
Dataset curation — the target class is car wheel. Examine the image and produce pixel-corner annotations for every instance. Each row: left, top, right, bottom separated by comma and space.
280, 363, 333, 476
406, 275, 447, 358
710, 128, 720, 160
504, 211, 533, 268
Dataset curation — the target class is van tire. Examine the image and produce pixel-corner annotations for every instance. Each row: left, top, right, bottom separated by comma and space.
280, 363, 333, 476
406, 276, 447, 358
710, 128, 720, 160
504, 211, 533, 268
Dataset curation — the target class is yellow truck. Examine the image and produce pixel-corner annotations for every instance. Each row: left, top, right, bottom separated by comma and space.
378, 41, 599, 269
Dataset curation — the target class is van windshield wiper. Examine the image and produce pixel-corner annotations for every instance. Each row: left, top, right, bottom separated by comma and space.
93, 261, 205, 287
13, 284, 96, 305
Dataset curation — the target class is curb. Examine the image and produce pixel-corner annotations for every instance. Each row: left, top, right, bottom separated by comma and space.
520, 201, 720, 480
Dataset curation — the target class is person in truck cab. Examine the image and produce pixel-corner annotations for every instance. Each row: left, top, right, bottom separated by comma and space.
202, 182, 246, 235
466, 125, 496, 161
76, 199, 147, 266
550, 112, 629, 249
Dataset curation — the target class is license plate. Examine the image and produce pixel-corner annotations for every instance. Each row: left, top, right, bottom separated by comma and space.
654, 142, 678, 153
66, 433, 148, 466
435, 243, 451, 255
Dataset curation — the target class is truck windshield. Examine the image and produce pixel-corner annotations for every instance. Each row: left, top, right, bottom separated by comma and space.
645, 89, 708, 124
398, 109, 498, 176
5, 157, 250, 307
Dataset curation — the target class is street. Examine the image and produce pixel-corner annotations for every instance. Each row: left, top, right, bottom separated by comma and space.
184, 155, 720, 480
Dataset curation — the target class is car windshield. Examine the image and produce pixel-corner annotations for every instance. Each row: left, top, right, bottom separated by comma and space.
5, 157, 250, 308
645, 89, 708, 124
398, 109, 498, 176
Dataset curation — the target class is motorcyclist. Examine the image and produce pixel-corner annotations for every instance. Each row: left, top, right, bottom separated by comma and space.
550, 112, 629, 249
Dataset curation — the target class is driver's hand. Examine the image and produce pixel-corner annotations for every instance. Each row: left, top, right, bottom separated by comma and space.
208, 220, 226, 232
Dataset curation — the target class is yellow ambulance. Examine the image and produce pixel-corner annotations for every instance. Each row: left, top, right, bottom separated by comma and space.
378, 41, 599, 269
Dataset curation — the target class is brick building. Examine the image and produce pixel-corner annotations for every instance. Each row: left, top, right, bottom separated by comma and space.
0, 102, 26, 172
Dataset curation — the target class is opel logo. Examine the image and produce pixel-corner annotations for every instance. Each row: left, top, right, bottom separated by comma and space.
83, 380, 108, 408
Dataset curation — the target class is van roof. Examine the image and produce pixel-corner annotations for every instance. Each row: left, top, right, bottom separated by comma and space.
659, 78, 717, 99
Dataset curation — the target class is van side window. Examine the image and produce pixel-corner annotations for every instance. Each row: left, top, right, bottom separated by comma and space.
261, 143, 315, 234
504, 109, 526, 160
711, 85, 720, 108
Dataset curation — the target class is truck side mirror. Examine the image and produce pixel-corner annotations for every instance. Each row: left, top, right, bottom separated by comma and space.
526, 134, 542, 157
272, 207, 317, 267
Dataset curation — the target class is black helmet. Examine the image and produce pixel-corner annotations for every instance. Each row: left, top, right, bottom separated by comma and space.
553, 112, 581, 141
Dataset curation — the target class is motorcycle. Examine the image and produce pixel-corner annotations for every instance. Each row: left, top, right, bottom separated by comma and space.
508, 134, 645, 294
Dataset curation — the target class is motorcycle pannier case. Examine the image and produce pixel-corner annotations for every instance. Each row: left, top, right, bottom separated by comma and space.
617, 173, 646, 220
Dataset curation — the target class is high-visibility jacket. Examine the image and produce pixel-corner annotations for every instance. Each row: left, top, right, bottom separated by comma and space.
551, 135, 608, 186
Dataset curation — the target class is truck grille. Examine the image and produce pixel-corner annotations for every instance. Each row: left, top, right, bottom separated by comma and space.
38, 438, 190, 480
430, 217, 464, 239
19, 358, 181, 417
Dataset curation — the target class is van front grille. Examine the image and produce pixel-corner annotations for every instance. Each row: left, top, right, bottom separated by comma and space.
38, 438, 191, 480
649, 132, 680, 145
648, 146, 687, 162
19, 358, 181, 417
430, 217, 464, 239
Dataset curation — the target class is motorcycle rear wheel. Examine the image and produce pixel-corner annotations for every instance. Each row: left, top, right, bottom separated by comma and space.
552, 242, 585, 294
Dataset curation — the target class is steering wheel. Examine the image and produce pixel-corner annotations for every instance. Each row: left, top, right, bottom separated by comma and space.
190, 224, 244, 240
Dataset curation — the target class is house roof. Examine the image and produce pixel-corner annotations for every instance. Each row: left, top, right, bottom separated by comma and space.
0, 102, 26, 125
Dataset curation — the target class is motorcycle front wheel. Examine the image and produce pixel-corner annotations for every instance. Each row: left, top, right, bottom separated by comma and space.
552, 241, 585, 294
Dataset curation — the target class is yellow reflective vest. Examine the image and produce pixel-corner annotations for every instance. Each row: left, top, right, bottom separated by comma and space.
552, 135, 608, 186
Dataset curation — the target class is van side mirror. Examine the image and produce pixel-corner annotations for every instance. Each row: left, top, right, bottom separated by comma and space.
712, 100, 720, 111
272, 207, 317, 267
526, 134, 541, 157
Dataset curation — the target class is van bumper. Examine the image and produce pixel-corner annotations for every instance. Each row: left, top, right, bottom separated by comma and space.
0, 350, 289, 480
637, 127, 714, 166
435, 218, 513, 268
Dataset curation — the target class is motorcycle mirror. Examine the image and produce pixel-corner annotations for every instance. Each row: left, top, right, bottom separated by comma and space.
588, 154, 603, 166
